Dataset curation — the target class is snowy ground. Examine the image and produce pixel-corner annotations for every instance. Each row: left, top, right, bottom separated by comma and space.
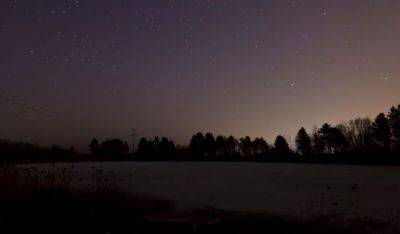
20, 162, 400, 228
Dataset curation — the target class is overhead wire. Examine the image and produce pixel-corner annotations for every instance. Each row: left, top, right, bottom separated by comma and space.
0, 89, 54, 119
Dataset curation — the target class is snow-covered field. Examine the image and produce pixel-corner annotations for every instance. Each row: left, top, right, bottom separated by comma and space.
21, 162, 400, 226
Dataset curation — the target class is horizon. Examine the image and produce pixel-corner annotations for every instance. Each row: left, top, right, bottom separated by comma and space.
0, 104, 395, 153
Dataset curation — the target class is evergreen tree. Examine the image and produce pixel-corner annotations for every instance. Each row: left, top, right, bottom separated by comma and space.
89, 138, 101, 156
318, 123, 348, 153
153, 136, 160, 154
372, 113, 391, 151
225, 135, 238, 155
295, 127, 312, 155
100, 139, 129, 156
138, 137, 152, 156
204, 133, 217, 157
215, 135, 226, 157
159, 137, 174, 158
388, 105, 400, 151
252, 137, 270, 155
311, 127, 324, 154
274, 135, 290, 154
239, 136, 252, 156
189, 132, 205, 158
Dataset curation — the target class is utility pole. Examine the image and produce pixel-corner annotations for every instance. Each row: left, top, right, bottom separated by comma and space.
131, 129, 138, 154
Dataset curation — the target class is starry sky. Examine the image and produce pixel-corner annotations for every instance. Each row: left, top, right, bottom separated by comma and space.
1, 0, 400, 150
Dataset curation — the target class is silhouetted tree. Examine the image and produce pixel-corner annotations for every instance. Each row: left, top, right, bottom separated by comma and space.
101, 139, 129, 156
225, 135, 238, 156
137, 137, 148, 154
252, 138, 270, 155
318, 123, 348, 154
204, 133, 217, 157
329, 125, 348, 153
50, 145, 62, 155
351, 118, 373, 151
124, 142, 129, 153
137, 137, 155, 158
319, 123, 333, 153
388, 105, 400, 151
175, 145, 189, 160
0, 139, 77, 160
153, 136, 160, 154
89, 138, 101, 156
274, 135, 290, 154
215, 135, 226, 157
8, 102, 400, 164
239, 136, 252, 156
190, 132, 206, 159
169, 140, 177, 155
159, 137, 169, 155
159, 137, 176, 159
295, 127, 312, 155
337, 118, 373, 152
372, 113, 391, 151
311, 127, 324, 154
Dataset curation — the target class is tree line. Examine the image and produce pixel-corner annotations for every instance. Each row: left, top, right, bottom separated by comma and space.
1, 104, 400, 164
298, 104, 400, 156
120, 104, 400, 163
0, 139, 76, 161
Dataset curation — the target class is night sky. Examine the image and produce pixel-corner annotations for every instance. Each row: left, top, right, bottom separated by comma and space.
1, 0, 400, 150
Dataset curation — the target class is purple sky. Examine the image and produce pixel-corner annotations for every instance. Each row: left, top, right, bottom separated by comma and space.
1, 0, 399, 150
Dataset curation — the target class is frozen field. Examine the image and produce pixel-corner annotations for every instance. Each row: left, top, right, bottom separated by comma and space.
21, 162, 400, 226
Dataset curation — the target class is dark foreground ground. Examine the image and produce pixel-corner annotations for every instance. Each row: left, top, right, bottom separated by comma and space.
1, 163, 399, 234
1, 187, 394, 234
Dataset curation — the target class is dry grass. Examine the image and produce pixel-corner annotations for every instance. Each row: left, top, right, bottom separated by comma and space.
0, 163, 396, 234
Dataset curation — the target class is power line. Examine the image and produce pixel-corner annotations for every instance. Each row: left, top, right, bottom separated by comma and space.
0, 111, 35, 124
0, 89, 54, 119
0, 89, 53, 117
